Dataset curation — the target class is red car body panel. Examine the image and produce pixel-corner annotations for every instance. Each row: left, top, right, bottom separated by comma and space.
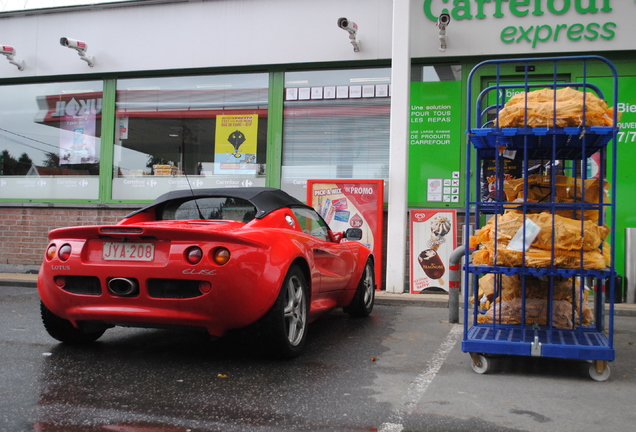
38, 189, 373, 338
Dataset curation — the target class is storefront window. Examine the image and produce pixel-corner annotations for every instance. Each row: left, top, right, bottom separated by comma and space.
0, 81, 102, 200
281, 68, 391, 201
113, 73, 268, 200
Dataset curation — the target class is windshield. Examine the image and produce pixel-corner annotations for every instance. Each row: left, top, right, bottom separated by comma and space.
159, 197, 257, 223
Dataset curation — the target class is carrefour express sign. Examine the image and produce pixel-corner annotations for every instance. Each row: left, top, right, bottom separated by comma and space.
422, 0, 621, 51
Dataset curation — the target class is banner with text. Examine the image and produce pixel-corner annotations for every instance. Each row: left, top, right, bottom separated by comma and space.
307, 179, 384, 290
408, 81, 463, 206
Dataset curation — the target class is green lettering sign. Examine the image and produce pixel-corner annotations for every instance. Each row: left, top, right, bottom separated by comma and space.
424, 0, 613, 21
498, 20, 617, 46
423, 0, 617, 47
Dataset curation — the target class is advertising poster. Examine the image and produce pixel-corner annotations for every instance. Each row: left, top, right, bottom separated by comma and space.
33, 93, 102, 166
59, 116, 97, 165
307, 180, 384, 290
408, 81, 463, 206
214, 114, 258, 173
409, 209, 457, 294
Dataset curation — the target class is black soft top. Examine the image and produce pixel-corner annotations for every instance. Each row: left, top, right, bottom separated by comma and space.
126, 187, 313, 219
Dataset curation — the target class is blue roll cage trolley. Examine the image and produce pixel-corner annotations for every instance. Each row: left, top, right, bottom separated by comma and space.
462, 55, 618, 381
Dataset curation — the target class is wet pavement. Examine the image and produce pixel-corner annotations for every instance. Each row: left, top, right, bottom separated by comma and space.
2, 284, 636, 432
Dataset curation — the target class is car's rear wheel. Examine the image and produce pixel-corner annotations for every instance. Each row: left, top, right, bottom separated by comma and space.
344, 258, 375, 317
40, 301, 105, 344
258, 265, 309, 358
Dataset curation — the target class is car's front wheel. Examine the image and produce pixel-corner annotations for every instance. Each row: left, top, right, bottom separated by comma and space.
258, 265, 309, 358
40, 301, 106, 344
344, 258, 375, 317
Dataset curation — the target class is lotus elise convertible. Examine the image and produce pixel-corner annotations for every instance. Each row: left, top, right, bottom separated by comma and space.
38, 187, 375, 357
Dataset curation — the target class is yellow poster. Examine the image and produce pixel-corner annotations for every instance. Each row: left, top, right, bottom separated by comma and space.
214, 114, 258, 170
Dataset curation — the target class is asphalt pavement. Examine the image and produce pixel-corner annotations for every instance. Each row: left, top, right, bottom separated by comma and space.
4, 283, 636, 431
5, 272, 636, 316
4, 275, 636, 431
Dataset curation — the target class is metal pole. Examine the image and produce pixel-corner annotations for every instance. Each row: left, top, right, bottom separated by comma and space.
448, 245, 465, 323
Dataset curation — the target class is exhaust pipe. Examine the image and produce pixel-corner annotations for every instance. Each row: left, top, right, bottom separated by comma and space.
108, 277, 139, 297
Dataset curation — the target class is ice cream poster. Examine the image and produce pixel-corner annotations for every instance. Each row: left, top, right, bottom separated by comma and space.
409, 209, 457, 294
307, 179, 384, 290
214, 114, 258, 171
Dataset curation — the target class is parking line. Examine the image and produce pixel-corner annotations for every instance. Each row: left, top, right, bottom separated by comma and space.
378, 324, 463, 432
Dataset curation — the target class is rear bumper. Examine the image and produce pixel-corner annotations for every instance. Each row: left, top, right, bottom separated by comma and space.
37, 266, 280, 337
64, 304, 222, 334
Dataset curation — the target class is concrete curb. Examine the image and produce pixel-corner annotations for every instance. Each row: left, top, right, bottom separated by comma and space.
375, 291, 450, 308
0, 273, 38, 288
4, 274, 636, 317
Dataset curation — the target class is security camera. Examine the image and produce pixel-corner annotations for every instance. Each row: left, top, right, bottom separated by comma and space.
437, 13, 451, 52
1, 45, 24, 71
60, 37, 87, 52
337, 17, 360, 52
438, 13, 451, 28
337, 17, 358, 35
0, 45, 15, 56
60, 37, 94, 67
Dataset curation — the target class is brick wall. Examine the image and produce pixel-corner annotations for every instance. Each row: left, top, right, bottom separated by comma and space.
0, 207, 130, 267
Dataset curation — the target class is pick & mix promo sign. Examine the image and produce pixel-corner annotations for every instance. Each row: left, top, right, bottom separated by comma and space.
307, 179, 384, 290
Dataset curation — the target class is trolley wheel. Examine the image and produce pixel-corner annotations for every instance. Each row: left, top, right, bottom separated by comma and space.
470, 353, 490, 374
589, 361, 610, 382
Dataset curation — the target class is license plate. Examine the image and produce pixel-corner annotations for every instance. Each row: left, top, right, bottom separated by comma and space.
103, 242, 155, 261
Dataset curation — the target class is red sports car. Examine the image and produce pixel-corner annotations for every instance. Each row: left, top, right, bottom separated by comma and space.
38, 187, 375, 357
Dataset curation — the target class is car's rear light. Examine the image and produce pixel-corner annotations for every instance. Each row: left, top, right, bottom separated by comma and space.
58, 244, 72, 261
212, 247, 230, 265
199, 281, 212, 294
54, 276, 66, 288
185, 246, 203, 264
46, 244, 57, 261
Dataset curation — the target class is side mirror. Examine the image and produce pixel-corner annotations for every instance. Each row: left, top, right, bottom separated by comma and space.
344, 228, 363, 241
